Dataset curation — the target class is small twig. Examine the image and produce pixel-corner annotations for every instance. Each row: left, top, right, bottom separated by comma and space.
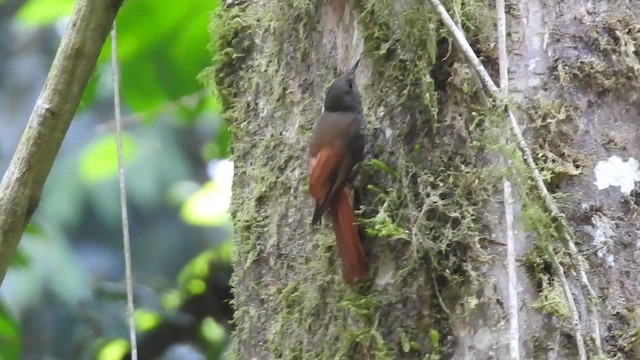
503, 180, 520, 359
431, 272, 452, 318
94, 90, 208, 133
111, 25, 138, 360
426, 0, 601, 357
570, 238, 603, 355
496, 0, 509, 94
546, 244, 586, 360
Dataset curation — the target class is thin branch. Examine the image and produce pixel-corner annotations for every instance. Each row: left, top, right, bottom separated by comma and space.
426, 0, 601, 357
546, 247, 586, 360
496, 0, 509, 93
94, 90, 208, 134
0, 0, 124, 283
495, 0, 520, 358
110, 25, 138, 359
503, 180, 520, 360
431, 272, 452, 318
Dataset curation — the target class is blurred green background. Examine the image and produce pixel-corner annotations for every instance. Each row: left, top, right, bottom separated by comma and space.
0, 0, 234, 359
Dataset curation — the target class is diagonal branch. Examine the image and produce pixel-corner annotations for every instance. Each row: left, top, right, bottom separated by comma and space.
0, 0, 124, 284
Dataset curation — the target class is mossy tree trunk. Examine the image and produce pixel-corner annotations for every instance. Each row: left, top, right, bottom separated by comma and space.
206, 0, 640, 358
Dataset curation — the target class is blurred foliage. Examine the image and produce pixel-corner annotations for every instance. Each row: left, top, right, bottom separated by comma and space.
8, 249, 27, 269
135, 309, 162, 332
97, 339, 129, 360
0, 301, 20, 360
178, 241, 233, 292
2, 0, 233, 358
16, 0, 74, 24
97, 241, 233, 360
80, 133, 136, 183
19, 0, 223, 116
181, 180, 231, 227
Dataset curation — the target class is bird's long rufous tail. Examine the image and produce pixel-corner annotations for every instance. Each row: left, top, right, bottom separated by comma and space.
330, 186, 368, 285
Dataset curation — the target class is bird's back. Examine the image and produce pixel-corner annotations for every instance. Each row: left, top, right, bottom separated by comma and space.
309, 111, 363, 157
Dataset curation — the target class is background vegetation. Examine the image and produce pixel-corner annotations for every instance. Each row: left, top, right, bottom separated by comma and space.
0, 0, 233, 358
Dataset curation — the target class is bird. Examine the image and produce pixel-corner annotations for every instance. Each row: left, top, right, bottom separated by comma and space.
308, 59, 368, 286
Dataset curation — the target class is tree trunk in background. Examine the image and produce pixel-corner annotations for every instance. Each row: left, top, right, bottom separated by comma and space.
207, 0, 640, 358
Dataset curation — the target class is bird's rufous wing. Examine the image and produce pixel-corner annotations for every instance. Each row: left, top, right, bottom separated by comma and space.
309, 145, 344, 205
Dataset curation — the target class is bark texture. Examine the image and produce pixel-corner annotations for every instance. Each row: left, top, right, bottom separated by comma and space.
206, 0, 640, 358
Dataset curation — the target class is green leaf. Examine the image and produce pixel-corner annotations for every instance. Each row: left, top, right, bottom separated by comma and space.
79, 133, 136, 183
16, 0, 74, 25
97, 339, 128, 360
214, 240, 233, 264
0, 301, 20, 360
9, 249, 28, 269
134, 310, 161, 332
177, 241, 233, 288
24, 222, 43, 236
180, 181, 230, 226
429, 329, 440, 349
160, 290, 183, 311
187, 278, 206, 295
201, 317, 226, 344
17, 0, 223, 118
114, 0, 221, 114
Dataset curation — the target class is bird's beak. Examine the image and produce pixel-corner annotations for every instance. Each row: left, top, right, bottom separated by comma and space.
348, 58, 361, 77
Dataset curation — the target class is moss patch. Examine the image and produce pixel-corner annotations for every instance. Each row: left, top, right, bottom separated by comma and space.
526, 99, 586, 190
554, 14, 640, 96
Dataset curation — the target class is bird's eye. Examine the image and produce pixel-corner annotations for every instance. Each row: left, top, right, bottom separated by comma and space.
347, 79, 353, 90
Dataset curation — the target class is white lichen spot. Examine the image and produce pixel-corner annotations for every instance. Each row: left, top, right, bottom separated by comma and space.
374, 255, 395, 286
586, 214, 615, 267
472, 327, 492, 351
258, 97, 269, 117
594, 156, 640, 195
384, 128, 393, 139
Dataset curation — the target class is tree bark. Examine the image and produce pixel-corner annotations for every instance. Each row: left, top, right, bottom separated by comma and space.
0, 0, 123, 283
209, 0, 640, 358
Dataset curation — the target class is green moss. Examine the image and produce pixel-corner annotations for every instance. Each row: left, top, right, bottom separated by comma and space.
620, 326, 640, 355
600, 306, 640, 358
531, 283, 570, 319
526, 99, 586, 190
555, 14, 640, 94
